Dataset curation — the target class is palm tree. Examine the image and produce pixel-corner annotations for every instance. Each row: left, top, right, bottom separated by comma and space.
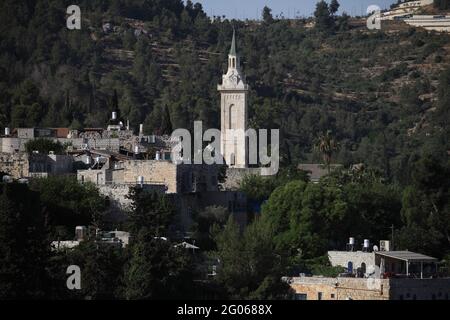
315, 130, 340, 173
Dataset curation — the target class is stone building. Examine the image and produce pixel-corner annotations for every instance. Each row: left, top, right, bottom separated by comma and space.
0, 152, 73, 179
288, 240, 449, 300
404, 15, 450, 32
288, 276, 450, 300
0, 153, 29, 178
78, 158, 221, 194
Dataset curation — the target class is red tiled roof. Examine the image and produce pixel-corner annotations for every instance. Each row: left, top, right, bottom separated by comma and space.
52, 128, 69, 138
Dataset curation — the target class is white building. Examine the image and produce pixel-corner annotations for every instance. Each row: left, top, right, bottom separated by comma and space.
404, 15, 450, 32
218, 30, 249, 168
381, 0, 434, 20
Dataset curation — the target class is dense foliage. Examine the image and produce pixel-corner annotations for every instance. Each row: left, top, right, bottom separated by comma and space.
25, 138, 64, 155
0, 0, 449, 300
1, 0, 449, 185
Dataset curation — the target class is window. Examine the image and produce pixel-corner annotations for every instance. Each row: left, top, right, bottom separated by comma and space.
318, 292, 323, 300
347, 261, 353, 273
229, 104, 236, 129
294, 294, 307, 301
331, 294, 335, 299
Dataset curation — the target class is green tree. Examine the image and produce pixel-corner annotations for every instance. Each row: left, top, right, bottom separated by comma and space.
126, 187, 176, 236
123, 229, 195, 299
0, 183, 50, 299
314, 0, 334, 32
193, 205, 229, 250
29, 176, 107, 234
314, 130, 340, 173
262, 6, 274, 24
213, 216, 291, 299
434, 0, 450, 10
67, 241, 126, 300
330, 0, 340, 16
397, 155, 450, 257
24, 138, 64, 155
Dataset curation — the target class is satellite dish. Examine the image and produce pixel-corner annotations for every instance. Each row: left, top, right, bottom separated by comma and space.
373, 245, 379, 252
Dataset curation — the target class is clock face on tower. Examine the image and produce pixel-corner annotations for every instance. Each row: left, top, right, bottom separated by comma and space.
228, 71, 240, 86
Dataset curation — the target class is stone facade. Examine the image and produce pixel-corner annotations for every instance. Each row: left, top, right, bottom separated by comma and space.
0, 137, 29, 153
0, 153, 29, 178
121, 160, 177, 191
220, 167, 262, 191
0, 153, 73, 179
218, 31, 249, 168
389, 278, 450, 300
288, 276, 450, 300
99, 184, 166, 223
78, 160, 221, 194
169, 191, 248, 234
328, 251, 375, 273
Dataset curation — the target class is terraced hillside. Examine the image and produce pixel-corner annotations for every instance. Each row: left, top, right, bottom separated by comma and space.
0, 0, 449, 183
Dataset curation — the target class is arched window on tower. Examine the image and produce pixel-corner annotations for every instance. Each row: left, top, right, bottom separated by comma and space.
229, 104, 236, 129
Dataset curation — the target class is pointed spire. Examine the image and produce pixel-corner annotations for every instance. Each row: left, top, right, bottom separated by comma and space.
229, 28, 236, 56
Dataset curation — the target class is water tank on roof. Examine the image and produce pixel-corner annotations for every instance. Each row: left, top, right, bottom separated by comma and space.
349, 237, 355, 245
75, 226, 87, 241
137, 176, 144, 185
112, 111, 117, 120
363, 239, 370, 249
155, 151, 161, 161
4, 127, 10, 136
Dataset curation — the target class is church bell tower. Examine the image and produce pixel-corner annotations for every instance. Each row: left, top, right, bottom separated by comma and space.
218, 30, 249, 168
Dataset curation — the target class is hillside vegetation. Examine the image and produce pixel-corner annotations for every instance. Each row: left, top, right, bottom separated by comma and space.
0, 0, 449, 185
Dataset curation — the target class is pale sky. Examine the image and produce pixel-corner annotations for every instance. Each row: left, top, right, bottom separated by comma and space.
194, 0, 396, 19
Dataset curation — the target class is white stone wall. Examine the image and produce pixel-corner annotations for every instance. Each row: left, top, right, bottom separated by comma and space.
328, 251, 376, 272
0, 137, 29, 153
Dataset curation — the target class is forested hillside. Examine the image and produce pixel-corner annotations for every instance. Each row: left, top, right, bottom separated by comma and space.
0, 0, 449, 185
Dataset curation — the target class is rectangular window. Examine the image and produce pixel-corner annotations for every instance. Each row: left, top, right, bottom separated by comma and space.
318, 292, 323, 300
295, 294, 307, 301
